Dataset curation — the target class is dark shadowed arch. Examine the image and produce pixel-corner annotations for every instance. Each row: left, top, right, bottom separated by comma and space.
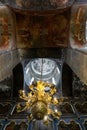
62, 63, 73, 97
13, 63, 24, 99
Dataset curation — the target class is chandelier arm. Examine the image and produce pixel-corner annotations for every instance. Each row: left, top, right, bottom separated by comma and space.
28, 114, 33, 122
17, 103, 29, 113
20, 105, 29, 112
19, 96, 31, 101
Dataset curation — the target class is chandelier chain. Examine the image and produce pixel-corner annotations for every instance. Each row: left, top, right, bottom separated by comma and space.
41, 58, 43, 80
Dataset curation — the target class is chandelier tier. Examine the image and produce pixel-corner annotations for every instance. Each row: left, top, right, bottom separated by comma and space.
17, 80, 63, 124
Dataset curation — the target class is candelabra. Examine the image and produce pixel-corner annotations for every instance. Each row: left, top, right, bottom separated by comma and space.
17, 80, 63, 125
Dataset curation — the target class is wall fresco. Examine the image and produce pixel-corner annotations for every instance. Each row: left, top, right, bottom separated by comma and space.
16, 8, 70, 48
58, 121, 81, 130
72, 73, 87, 99
5, 121, 28, 130
0, 77, 12, 100
75, 102, 87, 114
0, 5, 16, 52
60, 102, 74, 115
0, 103, 12, 116
70, 4, 87, 48
15, 0, 69, 9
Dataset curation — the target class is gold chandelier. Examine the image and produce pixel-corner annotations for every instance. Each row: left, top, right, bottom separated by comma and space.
17, 80, 63, 125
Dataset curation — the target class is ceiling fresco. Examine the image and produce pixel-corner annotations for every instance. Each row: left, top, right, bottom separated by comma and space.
16, 8, 71, 48
0, 1, 87, 130
0, 0, 87, 50
1, 0, 74, 11
0, 1, 73, 49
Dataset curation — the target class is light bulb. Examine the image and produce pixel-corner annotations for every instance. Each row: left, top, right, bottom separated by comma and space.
53, 96, 58, 104
54, 97, 57, 100
54, 109, 58, 113
44, 115, 48, 121
22, 90, 25, 93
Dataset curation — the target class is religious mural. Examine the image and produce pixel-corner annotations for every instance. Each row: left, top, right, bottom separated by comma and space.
15, 0, 69, 9
0, 1, 73, 49
0, 103, 12, 116
75, 102, 87, 115
0, 5, 16, 52
0, 1, 87, 130
5, 121, 28, 130
0, 77, 12, 100
58, 121, 81, 130
59, 102, 74, 115
70, 3, 87, 48
1, 0, 74, 11
73, 73, 87, 100
16, 8, 70, 48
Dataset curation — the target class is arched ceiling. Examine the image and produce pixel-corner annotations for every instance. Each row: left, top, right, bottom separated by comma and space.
0, 0, 74, 12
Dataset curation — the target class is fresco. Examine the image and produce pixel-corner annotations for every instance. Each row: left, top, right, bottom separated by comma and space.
5, 121, 28, 130
75, 102, 87, 114
0, 5, 16, 52
0, 103, 11, 116
1, 0, 74, 11
0, 77, 12, 100
59, 102, 74, 115
70, 4, 87, 48
58, 120, 81, 130
73, 73, 87, 100
16, 8, 70, 48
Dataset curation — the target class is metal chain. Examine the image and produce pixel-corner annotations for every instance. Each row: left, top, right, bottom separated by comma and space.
41, 58, 43, 80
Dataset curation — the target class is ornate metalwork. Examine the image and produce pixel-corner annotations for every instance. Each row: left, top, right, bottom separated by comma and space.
17, 80, 63, 124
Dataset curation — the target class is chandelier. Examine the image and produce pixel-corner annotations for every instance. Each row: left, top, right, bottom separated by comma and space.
17, 80, 63, 125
